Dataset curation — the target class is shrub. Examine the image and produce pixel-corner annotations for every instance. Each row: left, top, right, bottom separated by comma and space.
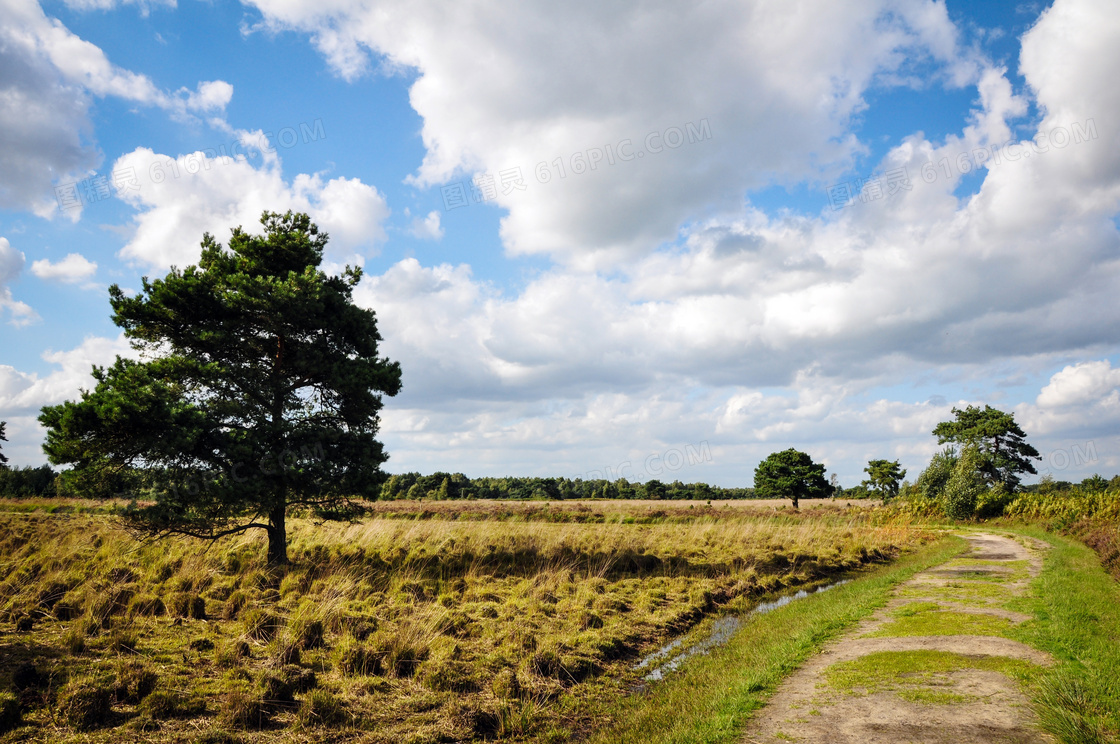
296, 690, 350, 728
975, 484, 1015, 519
59, 678, 113, 731
917, 447, 957, 500
942, 445, 985, 520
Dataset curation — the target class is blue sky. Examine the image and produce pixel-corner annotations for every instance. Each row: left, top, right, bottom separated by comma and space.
2, 0, 1118, 487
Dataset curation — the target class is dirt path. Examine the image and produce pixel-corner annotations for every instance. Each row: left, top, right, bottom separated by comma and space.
741, 532, 1053, 744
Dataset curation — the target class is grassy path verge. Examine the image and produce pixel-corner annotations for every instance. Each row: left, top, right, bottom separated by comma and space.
588, 535, 966, 744
1003, 527, 1120, 744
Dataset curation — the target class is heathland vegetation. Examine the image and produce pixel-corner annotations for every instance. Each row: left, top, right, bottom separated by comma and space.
0, 503, 924, 742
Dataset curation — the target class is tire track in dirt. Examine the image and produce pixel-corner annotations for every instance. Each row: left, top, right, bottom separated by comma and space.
740, 532, 1053, 744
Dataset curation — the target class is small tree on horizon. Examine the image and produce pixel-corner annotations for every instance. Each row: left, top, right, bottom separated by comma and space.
39, 212, 402, 566
862, 459, 906, 502
0, 421, 8, 468
753, 448, 831, 509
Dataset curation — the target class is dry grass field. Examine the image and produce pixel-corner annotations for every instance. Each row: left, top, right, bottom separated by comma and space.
0, 500, 930, 743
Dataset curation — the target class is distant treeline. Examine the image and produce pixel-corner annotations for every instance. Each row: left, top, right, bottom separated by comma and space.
0, 465, 58, 497
1, 465, 763, 500
8, 464, 1115, 502
378, 472, 758, 500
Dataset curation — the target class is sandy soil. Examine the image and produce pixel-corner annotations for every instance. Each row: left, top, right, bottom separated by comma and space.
740, 532, 1054, 744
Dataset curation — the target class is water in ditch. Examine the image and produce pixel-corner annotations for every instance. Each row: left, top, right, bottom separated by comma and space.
633, 579, 850, 683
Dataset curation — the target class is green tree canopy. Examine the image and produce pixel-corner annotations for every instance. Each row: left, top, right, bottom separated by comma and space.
942, 443, 986, 519
862, 459, 906, 501
0, 421, 7, 467
917, 447, 957, 500
932, 405, 1040, 490
1081, 474, 1108, 493
39, 211, 402, 565
753, 448, 830, 509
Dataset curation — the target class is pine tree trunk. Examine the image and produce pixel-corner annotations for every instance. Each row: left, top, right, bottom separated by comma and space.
267, 504, 288, 566
792, 495, 799, 510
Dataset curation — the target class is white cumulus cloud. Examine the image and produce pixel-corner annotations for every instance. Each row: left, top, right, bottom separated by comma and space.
30, 253, 98, 283
112, 136, 390, 268
243, 0, 984, 268
0, 237, 38, 327
0, 0, 234, 216
408, 211, 443, 241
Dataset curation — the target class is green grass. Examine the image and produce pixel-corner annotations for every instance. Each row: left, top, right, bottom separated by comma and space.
888, 601, 941, 616
897, 688, 974, 705
1003, 528, 1120, 744
823, 649, 1038, 697
586, 536, 966, 744
897, 578, 1011, 604
938, 558, 1030, 582
863, 608, 1017, 638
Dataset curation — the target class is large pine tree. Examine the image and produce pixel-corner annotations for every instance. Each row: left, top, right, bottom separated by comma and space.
932, 405, 1040, 490
40, 212, 402, 565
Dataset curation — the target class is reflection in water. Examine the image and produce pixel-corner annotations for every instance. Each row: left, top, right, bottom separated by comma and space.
634, 579, 850, 683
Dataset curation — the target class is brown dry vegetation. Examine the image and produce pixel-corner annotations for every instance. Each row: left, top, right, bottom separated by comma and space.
0, 501, 931, 743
